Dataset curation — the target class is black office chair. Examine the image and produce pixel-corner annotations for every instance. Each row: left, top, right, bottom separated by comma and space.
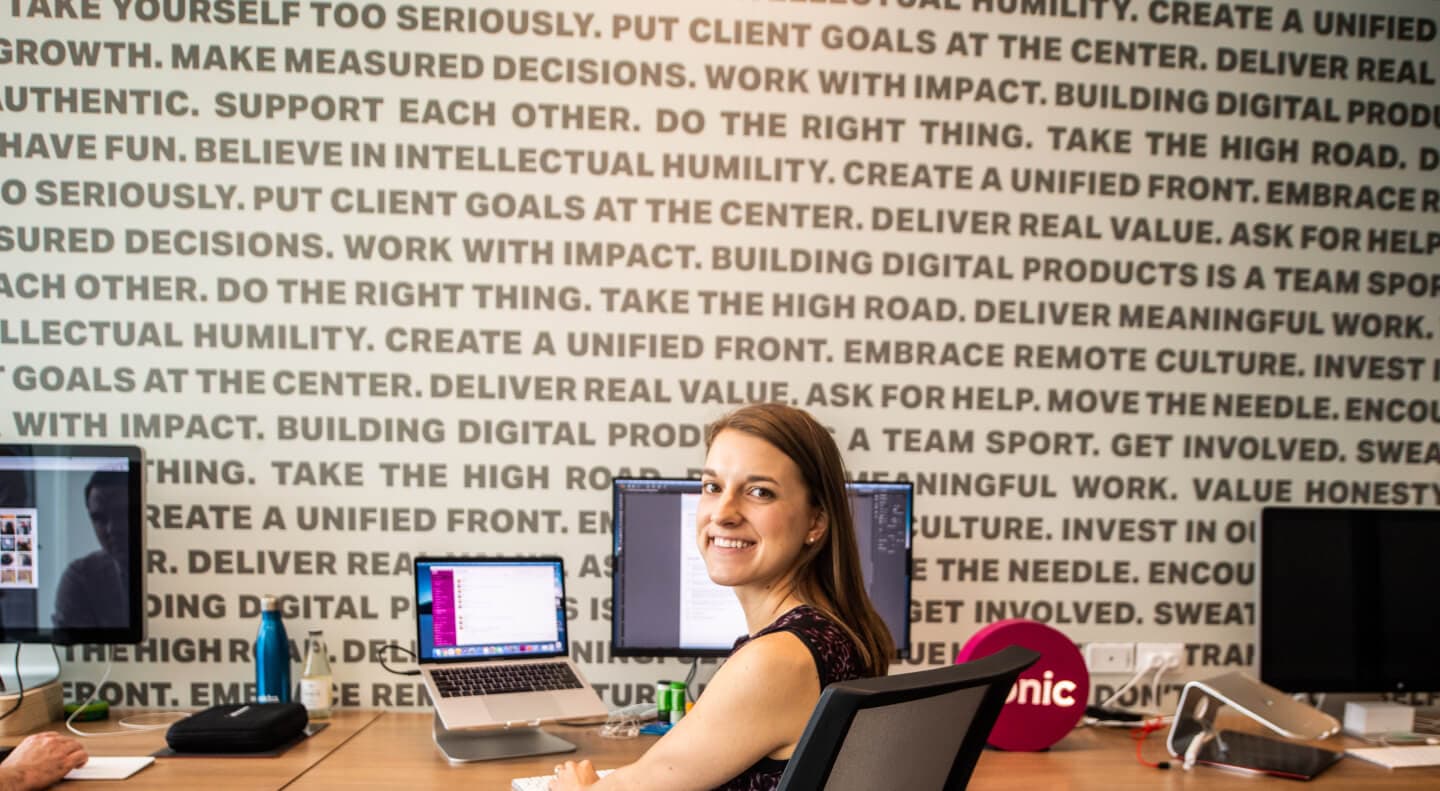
775, 645, 1040, 791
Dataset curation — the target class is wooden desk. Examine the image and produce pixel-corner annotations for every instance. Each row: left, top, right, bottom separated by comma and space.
17, 710, 1437, 788
295, 713, 1440, 790
287, 713, 651, 788
970, 726, 1440, 790
5, 711, 379, 789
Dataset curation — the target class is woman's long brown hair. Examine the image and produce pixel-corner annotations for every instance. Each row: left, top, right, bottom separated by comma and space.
706, 403, 893, 675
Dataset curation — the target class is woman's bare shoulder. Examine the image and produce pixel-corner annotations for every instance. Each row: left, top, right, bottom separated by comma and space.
726, 630, 816, 677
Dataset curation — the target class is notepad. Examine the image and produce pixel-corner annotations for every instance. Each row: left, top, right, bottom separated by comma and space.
64, 756, 154, 780
1346, 745, 1440, 769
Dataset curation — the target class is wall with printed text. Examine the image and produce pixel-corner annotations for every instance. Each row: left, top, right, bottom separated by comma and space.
1, 0, 1437, 712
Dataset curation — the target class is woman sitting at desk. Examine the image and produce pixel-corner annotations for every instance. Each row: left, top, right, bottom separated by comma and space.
555, 403, 894, 791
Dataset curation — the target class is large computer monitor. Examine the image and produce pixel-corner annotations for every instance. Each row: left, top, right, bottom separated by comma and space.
611, 478, 912, 658
0, 444, 145, 646
1259, 506, 1440, 693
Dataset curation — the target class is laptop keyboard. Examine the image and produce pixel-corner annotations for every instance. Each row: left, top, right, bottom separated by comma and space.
431, 662, 583, 698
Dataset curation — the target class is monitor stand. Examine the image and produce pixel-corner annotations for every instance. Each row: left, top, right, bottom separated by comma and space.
431, 713, 577, 762
1167, 671, 1340, 758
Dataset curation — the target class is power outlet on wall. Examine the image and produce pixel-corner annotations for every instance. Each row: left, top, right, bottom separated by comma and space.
1084, 642, 1135, 674
1135, 642, 1185, 671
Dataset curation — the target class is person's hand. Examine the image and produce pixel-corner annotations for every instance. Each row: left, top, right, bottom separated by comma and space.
550, 758, 601, 790
1, 732, 88, 789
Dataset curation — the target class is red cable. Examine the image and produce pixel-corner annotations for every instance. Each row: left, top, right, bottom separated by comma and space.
1129, 718, 1171, 769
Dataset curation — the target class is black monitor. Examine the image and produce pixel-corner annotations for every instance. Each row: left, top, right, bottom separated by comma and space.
611, 478, 912, 658
0, 444, 145, 645
1259, 506, 1440, 693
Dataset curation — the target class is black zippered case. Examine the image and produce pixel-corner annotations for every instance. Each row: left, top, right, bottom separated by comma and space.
166, 703, 309, 753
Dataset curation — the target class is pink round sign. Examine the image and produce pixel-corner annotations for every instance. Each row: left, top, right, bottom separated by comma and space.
956, 618, 1089, 751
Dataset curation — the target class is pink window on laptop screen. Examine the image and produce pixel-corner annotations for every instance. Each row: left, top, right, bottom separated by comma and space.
431, 569, 457, 647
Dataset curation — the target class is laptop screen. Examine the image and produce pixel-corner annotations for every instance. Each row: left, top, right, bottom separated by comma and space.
415, 558, 568, 662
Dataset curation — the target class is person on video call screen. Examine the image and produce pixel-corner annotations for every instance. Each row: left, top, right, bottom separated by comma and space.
53, 471, 130, 629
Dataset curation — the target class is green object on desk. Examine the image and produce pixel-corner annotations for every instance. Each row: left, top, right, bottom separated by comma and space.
64, 699, 109, 721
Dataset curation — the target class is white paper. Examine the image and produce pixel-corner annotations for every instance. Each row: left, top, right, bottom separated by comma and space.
64, 756, 155, 780
677, 493, 747, 649
1345, 746, 1440, 769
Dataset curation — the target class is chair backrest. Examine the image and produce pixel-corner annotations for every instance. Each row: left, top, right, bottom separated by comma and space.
775, 645, 1040, 791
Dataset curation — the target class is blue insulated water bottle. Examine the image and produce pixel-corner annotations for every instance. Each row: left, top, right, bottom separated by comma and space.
255, 595, 291, 703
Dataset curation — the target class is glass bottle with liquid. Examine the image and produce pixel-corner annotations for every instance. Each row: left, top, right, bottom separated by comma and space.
300, 628, 333, 719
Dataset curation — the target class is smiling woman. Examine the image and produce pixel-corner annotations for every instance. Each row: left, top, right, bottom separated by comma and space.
555, 403, 893, 791
697, 404, 893, 674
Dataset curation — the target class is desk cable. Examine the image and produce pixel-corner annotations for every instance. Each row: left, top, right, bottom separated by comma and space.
1097, 655, 1171, 711
586, 660, 710, 737
377, 643, 420, 676
681, 658, 700, 703
1091, 656, 1177, 771
65, 646, 188, 738
0, 642, 32, 723
1128, 717, 1172, 770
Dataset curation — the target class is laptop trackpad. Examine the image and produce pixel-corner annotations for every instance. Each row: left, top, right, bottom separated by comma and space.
487, 694, 561, 724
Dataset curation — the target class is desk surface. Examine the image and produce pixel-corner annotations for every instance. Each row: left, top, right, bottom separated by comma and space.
287, 713, 649, 788
295, 712, 1440, 790
970, 725, 1440, 790
9, 711, 378, 790
12, 710, 1440, 789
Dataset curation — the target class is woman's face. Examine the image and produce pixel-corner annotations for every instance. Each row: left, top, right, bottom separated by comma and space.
696, 429, 823, 591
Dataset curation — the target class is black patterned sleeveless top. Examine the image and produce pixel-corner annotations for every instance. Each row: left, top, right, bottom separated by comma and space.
712, 605, 867, 791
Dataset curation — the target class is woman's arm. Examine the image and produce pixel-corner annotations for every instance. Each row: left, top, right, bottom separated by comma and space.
556, 631, 821, 791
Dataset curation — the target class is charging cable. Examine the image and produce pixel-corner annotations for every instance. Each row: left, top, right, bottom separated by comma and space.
1100, 653, 1170, 712
1182, 729, 1209, 770
378, 643, 420, 676
1148, 662, 1169, 713
1098, 665, 1149, 710
66, 647, 188, 737
599, 703, 655, 739
1128, 717, 1171, 769
1182, 726, 1231, 771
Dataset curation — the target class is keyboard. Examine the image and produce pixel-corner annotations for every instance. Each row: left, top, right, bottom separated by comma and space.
511, 768, 613, 790
1346, 745, 1440, 769
431, 662, 583, 698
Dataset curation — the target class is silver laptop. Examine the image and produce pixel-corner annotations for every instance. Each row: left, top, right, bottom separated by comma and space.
415, 556, 607, 730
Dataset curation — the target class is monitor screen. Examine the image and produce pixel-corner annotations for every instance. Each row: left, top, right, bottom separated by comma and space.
0, 443, 145, 645
611, 478, 912, 658
414, 557, 569, 662
1259, 506, 1440, 693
